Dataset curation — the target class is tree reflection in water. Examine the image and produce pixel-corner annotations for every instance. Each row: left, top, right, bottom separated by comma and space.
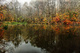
0, 28, 4, 41
0, 25, 80, 53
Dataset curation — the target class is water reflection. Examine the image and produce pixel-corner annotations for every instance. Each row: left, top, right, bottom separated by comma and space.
0, 28, 4, 41
0, 25, 80, 53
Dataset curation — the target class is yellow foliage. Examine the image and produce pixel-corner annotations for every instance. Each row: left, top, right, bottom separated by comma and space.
43, 18, 47, 22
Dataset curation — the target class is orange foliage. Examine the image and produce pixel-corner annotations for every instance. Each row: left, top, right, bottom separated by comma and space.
51, 16, 61, 24
0, 13, 4, 19
64, 26, 72, 30
75, 22, 80, 25
63, 19, 73, 25
43, 26, 46, 29
71, 17, 77, 21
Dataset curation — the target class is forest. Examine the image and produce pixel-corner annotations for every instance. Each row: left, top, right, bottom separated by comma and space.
0, 0, 80, 25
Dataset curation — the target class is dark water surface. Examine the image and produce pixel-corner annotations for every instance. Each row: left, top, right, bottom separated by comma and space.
0, 25, 80, 53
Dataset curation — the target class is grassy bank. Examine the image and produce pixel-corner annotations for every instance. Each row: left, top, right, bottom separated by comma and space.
3, 21, 27, 25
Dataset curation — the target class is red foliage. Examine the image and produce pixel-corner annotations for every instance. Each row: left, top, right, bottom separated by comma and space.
0, 29, 4, 39
63, 19, 73, 25
55, 17, 60, 22
75, 22, 80, 25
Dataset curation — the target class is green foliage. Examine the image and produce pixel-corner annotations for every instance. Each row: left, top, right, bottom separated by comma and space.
3, 25, 8, 30
4, 22, 27, 25
68, 10, 73, 19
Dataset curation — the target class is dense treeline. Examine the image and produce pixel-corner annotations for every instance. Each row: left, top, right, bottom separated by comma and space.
0, 0, 80, 25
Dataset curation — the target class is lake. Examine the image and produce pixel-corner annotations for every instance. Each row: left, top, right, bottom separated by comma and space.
0, 25, 80, 53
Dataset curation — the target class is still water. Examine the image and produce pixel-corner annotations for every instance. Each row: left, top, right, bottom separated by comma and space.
0, 25, 80, 53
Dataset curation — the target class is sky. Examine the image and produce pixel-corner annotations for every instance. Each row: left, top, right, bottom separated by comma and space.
17, 0, 31, 4
5, 0, 32, 5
